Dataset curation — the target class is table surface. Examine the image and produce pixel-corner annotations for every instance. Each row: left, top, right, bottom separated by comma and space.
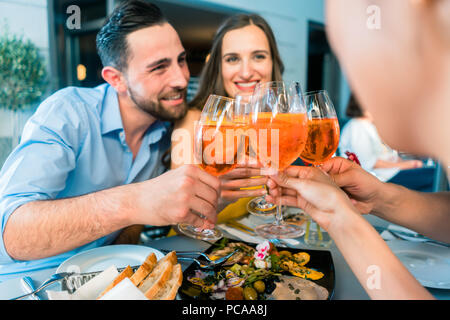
0, 215, 449, 300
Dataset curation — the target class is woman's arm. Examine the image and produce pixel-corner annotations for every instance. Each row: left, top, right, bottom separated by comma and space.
373, 159, 423, 170
266, 166, 434, 299
322, 157, 450, 243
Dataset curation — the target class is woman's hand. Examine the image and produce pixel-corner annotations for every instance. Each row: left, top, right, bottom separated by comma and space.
266, 164, 435, 300
320, 157, 386, 215
218, 164, 268, 210
265, 165, 357, 233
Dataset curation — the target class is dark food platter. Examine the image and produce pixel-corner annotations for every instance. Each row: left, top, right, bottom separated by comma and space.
178, 238, 335, 300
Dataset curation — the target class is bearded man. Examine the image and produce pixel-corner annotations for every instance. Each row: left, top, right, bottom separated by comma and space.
0, 0, 220, 281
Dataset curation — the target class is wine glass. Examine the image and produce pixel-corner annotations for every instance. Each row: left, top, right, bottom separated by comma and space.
249, 81, 309, 239
177, 94, 241, 241
299, 90, 340, 247
234, 94, 278, 217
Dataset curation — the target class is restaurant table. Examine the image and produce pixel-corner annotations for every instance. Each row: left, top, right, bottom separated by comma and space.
0, 215, 449, 300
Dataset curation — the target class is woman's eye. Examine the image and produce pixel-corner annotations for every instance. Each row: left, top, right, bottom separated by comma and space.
225, 56, 239, 63
254, 54, 267, 61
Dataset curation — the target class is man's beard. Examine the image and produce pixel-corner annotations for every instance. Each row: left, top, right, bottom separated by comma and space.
128, 87, 188, 121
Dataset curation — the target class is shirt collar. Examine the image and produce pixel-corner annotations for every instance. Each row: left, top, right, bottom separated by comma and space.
145, 120, 171, 145
101, 84, 124, 135
100, 84, 172, 144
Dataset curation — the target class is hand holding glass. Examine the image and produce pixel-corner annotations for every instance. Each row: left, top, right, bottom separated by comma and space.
177, 95, 242, 241
299, 90, 340, 247
249, 81, 309, 239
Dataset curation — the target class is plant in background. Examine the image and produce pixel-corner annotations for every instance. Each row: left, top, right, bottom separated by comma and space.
0, 28, 48, 111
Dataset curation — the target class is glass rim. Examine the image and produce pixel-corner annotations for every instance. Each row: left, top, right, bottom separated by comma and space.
304, 89, 329, 96
255, 80, 301, 87
207, 94, 235, 102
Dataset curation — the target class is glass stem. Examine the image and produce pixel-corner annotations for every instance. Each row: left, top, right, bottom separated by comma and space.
312, 163, 324, 241
305, 218, 311, 240
275, 186, 283, 226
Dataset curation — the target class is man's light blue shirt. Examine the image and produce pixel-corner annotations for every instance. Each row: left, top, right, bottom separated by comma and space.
0, 83, 171, 281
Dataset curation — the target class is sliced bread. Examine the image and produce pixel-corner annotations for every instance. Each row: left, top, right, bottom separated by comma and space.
138, 260, 174, 299
159, 251, 177, 265
153, 263, 183, 300
130, 253, 157, 287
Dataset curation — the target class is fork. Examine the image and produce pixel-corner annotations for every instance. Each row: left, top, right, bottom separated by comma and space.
160, 249, 213, 262
11, 272, 73, 300
177, 249, 238, 269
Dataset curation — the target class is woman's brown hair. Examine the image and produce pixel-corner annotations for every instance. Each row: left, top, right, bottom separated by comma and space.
189, 14, 285, 110
345, 94, 364, 118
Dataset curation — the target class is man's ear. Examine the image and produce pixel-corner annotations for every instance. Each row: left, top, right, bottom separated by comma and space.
101, 66, 127, 94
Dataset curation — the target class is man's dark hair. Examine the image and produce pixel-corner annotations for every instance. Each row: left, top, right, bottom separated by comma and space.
96, 0, 167, 71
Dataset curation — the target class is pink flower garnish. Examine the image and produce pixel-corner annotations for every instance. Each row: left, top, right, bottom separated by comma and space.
254, 251, 267, 260
256, 241, 271, 254
254, 240, 272, 260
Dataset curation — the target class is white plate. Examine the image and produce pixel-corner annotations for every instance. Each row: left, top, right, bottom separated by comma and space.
387, 240, 450, 289
56, 244, 164, 274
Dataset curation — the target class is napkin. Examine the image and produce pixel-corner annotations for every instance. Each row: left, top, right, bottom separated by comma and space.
236, 215, 302, 246
217, 224, 301, 246
218, 224, 265, 244
99, 277, 148, 300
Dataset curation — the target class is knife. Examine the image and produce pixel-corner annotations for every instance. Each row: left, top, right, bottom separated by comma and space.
388, 229, 450, 247
225, 220, 256, 234
20, 276, 40, 300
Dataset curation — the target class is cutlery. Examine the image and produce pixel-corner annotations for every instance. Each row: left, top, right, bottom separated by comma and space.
12, 272, 72, 300
225, 221, 256, 236
160, 249, 215, 262
388, 229, 450, 247
20, 276, 40, 300
177, 249, 238, 269
11, 264, 143, 300
226, 220, 255, 233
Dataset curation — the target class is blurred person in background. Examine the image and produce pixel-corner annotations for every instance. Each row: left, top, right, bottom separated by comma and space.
267, 0, 450, 299
340, 94, 424, 182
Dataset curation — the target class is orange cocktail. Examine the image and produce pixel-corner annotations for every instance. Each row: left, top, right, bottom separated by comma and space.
196, 122, 241, 176
300, 118, 340, 166
248, 112, 308, 170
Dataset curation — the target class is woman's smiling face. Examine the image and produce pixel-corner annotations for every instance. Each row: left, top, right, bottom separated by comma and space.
221, 24, 273, 98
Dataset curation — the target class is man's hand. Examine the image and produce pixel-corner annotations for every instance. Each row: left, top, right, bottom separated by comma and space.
128, 165, 221, 229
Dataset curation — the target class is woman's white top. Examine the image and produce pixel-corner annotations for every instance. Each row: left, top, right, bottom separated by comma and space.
339, 118, 400, 182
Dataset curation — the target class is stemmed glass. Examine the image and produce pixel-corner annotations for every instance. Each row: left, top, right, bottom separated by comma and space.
234, 94, 277, 217
177, 94, 242, 241
249, 81, 309, 239
299, 90, 340, 247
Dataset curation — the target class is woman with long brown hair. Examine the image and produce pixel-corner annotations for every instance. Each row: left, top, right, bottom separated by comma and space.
171, 13, 285, 212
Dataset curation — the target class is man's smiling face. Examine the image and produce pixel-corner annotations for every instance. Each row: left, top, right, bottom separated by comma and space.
123, 22, 190, 121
